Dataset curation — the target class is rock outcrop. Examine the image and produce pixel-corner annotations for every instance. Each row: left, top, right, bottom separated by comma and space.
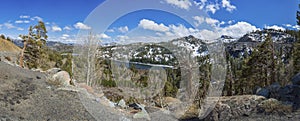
49, 71, 71, 86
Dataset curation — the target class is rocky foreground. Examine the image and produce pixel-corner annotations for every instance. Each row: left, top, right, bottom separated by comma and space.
0, 61, 96, 121
0, 61, 300, 121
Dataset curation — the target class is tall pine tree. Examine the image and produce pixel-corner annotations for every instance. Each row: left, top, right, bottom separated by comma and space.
293, 4, 300, 75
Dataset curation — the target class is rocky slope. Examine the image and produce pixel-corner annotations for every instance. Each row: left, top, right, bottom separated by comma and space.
0, 61, 95, 121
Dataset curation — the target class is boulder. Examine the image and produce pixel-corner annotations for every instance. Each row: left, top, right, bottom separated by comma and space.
258, 98, 293, 114
117, 99, 126, 108
77, 83, 95, 94
133, 110, 150, 120
50, 71, 71, 86
46, 68, 61, 76
291, 72, 300, 85
268, 83, 281, 99
256, 87, 270, 98
133, 104, 150, 120
129, 103, 142, 110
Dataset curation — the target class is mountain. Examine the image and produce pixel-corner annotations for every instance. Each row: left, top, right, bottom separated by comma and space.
98, 35, 209, 67
224, 29, 295, 59
12, 39, 73, 53
99, 29, 296, 66
238, 29, 295, 43
218, 35, 237, 43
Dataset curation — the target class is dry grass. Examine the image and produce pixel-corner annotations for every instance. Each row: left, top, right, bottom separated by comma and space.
0, 38, 21, 52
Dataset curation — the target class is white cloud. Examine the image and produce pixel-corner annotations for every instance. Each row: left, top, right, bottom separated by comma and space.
292, 25, 300, 30
228, 20, 234, 24
15, 20, 30, 24
205, 17, 220, 26
198, 29, 217, 40
194, 0, 207, 10
74, 22, 91, 30
62, 34, 70, 37
138, 19, 169, 32
60, 34, 70, 40
219, 21, 259, 38
107, 29, 115, 32
17, 27, 24, 31
193, 16, 205, 26
15, 20, 23, 24
193, 16, 220, 27
265, 25, 286, 31
52, 25, 62, 32
221, 0, 236, 12
20, 15, 30, 19
31, 16, 43, 21
99, 33, 111, 39
168, 24, 200, 37
220, 21, 225, 25
283, 24, 300, 30
118, 26, 129, 33
165, 0, 192, 10
63, 26, 72, 31
4, 23, 16, 29
206, 3, 220, 14
284, 24, 292, 27
116, 35, 129, 42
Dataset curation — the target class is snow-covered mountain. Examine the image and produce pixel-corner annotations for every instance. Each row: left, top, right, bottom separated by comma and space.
218, 35, 237, 43
97, 35, 209, 66
97, 29, 296, 65
238, 29, 295, 43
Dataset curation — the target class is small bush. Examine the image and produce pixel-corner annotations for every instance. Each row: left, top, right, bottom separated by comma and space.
101, 79, 116, 87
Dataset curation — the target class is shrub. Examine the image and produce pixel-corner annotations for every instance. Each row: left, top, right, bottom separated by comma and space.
101, 79, 116, 87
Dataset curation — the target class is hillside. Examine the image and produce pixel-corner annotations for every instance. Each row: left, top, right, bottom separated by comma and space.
0, 38, 21, 52
0, 38, 21, 63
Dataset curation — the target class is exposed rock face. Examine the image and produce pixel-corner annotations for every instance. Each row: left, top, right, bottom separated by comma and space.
0, 62, 95, 121
204, 95, 265, 121
202, 95, 300, 121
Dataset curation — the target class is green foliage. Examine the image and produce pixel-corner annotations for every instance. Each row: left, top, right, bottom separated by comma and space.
101, 79, 116, 87
19, 21, 71, 72
0, 34, 5, 39
293, 38, 300, 75
164, 81, 175, 97
61, 54, 73, 77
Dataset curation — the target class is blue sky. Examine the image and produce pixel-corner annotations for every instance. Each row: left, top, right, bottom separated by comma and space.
0, 0, 298, 43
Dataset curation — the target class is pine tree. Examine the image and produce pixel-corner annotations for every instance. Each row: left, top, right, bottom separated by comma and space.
245, 34, 276, 90
293, 4, 300, 75
19, 21, 48, 69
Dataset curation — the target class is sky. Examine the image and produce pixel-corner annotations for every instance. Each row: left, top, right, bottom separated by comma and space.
0, 0, 298, 44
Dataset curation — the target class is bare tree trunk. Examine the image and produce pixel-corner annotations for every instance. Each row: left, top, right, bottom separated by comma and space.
87, 40, 91, 86
19, 41, 27, 68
